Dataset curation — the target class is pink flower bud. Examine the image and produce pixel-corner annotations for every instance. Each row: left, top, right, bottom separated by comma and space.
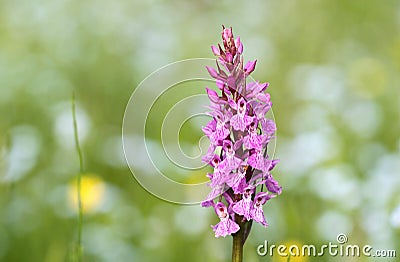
235, 37, 243, 54
211, 45, 220, 56
244, 60, 257, 75
206, 66, 219, 79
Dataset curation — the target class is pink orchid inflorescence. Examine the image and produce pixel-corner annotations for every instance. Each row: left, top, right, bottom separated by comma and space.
201, 26, 281, 238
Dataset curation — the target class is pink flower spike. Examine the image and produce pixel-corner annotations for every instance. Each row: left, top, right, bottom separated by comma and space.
201, 26, 281, 240
244, 60, 257, 75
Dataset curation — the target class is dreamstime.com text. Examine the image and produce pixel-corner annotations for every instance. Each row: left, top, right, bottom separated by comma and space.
257, 233, 397, 258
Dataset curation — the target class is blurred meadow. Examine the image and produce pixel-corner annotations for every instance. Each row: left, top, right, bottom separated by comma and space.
1, 0, 400, 261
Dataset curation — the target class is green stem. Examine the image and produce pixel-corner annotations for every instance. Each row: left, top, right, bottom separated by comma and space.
243, 219, 253, 244
72, 92, 83, 262
232, 216, 245, 262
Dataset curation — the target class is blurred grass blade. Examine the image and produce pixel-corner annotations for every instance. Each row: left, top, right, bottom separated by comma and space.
72, 92, 84, 262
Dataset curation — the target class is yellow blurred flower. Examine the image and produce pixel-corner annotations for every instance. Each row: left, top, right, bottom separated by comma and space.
68, 174, 106, 213
272, 240, 309, 262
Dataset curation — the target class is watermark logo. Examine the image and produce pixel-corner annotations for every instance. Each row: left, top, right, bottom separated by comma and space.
257, 233, 397, 258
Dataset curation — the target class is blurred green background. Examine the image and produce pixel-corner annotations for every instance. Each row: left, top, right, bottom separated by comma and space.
1, 0, 399, 261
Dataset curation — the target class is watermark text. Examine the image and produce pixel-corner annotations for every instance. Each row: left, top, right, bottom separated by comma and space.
257, 233, 397, 258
